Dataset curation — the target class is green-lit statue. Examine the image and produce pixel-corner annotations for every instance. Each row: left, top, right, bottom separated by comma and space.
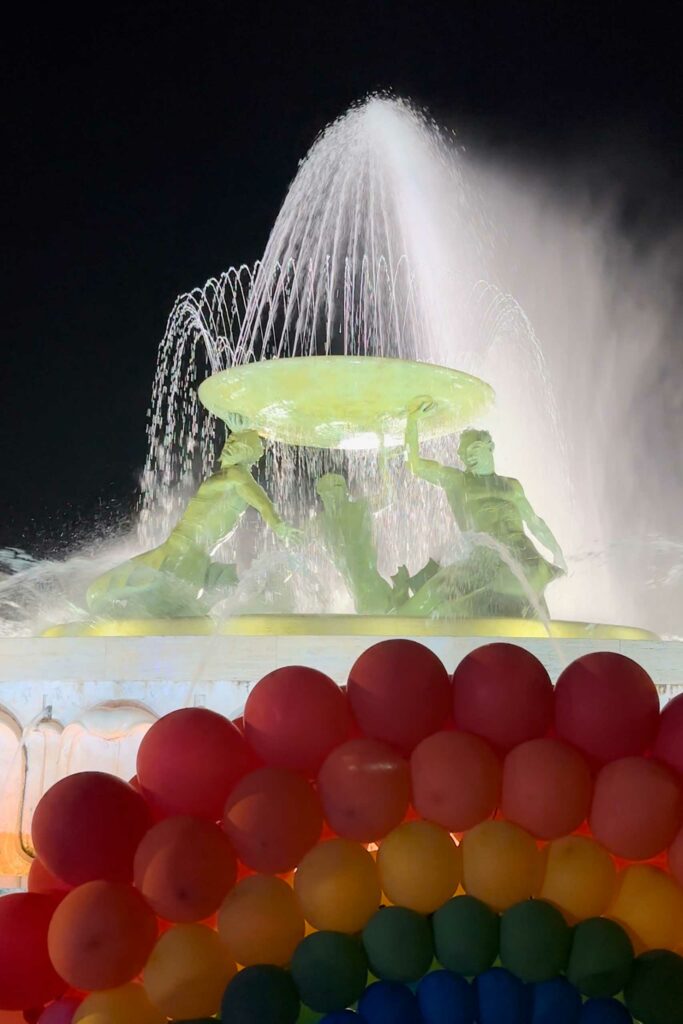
87, 428, 298, 619
401, 400, 566, 618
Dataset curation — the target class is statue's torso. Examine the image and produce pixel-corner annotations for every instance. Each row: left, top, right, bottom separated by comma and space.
171, 467, 249, 552
443, 471, 524, 540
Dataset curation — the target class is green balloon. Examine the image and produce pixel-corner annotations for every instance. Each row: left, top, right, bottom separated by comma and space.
499, 899, 571, 983
432, 895, 500, 977
220, 964, 301, 1024
362, 906, 434, 983
290, 931, 368, 1013
625, 949, 683, 1024
567, 917, 634, 998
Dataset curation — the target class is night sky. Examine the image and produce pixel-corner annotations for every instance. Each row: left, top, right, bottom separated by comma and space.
3, 3, 681, 555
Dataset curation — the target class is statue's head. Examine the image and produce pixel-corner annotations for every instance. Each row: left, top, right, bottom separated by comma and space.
315, 473, 349, 508
220, 429, 264, 467
458, 428, 495, 475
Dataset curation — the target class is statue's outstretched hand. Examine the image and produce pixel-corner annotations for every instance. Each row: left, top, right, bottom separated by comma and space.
407, 395, 435, 417
225, 411, 251, 433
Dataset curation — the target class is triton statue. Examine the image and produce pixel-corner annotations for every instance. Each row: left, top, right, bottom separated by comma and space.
401, 399, 566, 618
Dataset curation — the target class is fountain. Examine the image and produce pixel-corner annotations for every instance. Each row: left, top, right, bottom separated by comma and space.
0, 96, 682, 889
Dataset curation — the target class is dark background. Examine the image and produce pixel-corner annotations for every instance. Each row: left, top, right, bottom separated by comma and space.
2, 2, 681, 555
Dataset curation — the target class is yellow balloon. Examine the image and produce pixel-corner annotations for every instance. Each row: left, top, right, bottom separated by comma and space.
377, 820, 461, 914
461, 820, 542, 912
218, 874, 305, 966
294, 838, 381, 932
540, 835, 617, 922
607, 864, 683, 952
73, 983, 165, 1024
143, 923, 236, 1019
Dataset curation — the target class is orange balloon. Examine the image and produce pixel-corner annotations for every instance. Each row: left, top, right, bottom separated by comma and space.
461, 820, 542, 912
411, 730, 501, 833
218, 874, 304, 966
294, 838, 381, 932
539, 835, 617, 922
48, 880, 158, 991
222, 767, 323, 874
28, 858, 72, 897
143, 923, 236, 1020
318, 738, 411, 842
608, 864, 683, 952
73, 984, 164, 1024
502, 738, 593, 839
377, 820, 461, 914
134, 815, 237, 922
590, 756, 683, 860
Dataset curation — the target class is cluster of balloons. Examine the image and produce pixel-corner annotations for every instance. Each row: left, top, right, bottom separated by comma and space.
1, 640, 683, 1024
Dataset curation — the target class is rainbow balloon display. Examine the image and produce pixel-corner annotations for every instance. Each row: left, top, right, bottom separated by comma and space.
1, 640, 683, 1024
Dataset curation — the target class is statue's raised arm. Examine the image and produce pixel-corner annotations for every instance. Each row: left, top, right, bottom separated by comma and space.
404, 397, 461, 487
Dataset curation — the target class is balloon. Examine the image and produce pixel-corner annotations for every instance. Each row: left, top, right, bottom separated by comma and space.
417, 971, 475, 1024
245, 666, 351, 775
143, 923, 235, 1019
134, 815, 236, 922
654, 693, 683, 778
0, 893, 65, 1011
28, 860, 72, 898
501, 738, 592, 840
668, 825, 683, 887
32, 772, 152, 886
432, 894, 499, 975
460, 820, 543, 911
452, 643, 553, 753
530, 977, 581, 1024
358, 981, 421, 1024
579, 998, 632, 1024
218, 874, 304, 967
499, 899, 571, 982
222, 767, 322, 874
377, 820, 461, 914
137, 708, 253, 820
318, 738, 410, 842
347, 640, 451, 753
290, 931, 368, 1013
220, 964, 300, 1024
294, 838, 380, 933
624, 950, 683, 1024
474, 968, 530, 1024
38, 997, 81, 1024
607, 863, 683, 952
72, 985, 163, 1024
539, 835, 617, 922
410, 730, 500, 833
47, 881, 157, 991
590, 756, 682, 860
362, 906, 433, 983
554, 652, 659, 765
566, 917, 634, 998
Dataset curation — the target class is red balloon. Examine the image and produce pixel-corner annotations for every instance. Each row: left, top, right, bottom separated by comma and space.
32, 772, 153, 886
137, 708, 254, 820
47, 881, 157, 992
411, 730, 501, 833
0, 894, 65, 1011
668, 825, 683, 888
317, 738, 410, 842
347, 639, 451, 753
134, 815, 237, 922
555, 652, 659, 765
222, 767, 322, 873
653, 693, 683, 776
245, 666, 351, 774
452, 643, 553, 752
501, 737, 593, 839
28, 860, 72, 898
590, 756, 683, 860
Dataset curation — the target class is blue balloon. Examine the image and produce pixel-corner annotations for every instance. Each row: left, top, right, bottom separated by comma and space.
358, 980, 421, 1024
531, 977, 581, 1023
579, 998, 632, 1023
417, 970, 476, 1023
321, 1013, 366, 1023
475, 967, 530, 1024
